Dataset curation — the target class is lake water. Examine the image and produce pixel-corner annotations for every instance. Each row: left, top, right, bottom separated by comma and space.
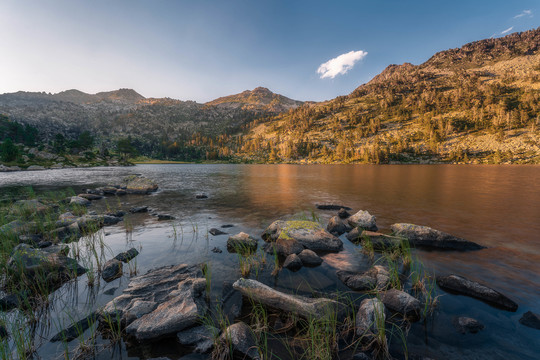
1, 164, 539, 359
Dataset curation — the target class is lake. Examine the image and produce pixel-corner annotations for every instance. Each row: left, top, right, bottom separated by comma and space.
1, 164, 539, 359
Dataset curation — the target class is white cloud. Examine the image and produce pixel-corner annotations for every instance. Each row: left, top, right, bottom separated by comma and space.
501, 26, 514, 35
514, 9, 532, 19
317, 50, 367, 79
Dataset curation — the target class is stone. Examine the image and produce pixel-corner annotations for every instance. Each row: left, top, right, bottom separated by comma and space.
391, 223, 485, 250
114, 248, 139, 263
221, 224, 234, 228
219, 322, 260, 360
195, 194, 208, 199
356, 298, 386, 340
347, 210, 378, 232
262, 220, 343, 253
283, 254, 303, 271
337, 265, 390, 291
107, 210, 126, 218
121, 175, 159, 194
177, 325, 218, 353
209, 228, 227, 236
221, 281, 243, 322
77, 193, 103, 201
27, 165, 45, 171
0, 293, 23, 311
519, 311, 540, 330
436, 274, 518, 311
100, 264, 207, 341
0, 220, 34, 237
103, 215, 122, 225
9, 199, 50, 216
115, 189, 127, 196
316, 204, 352, 211
70, 196, 91, 206
129, 206, 148, 213
298, 249, 323, 267
327, 215, 353, 236
103, 287, 117, 295
232, 278, 340, 320
380, 289, 421, 320
86, 188, 105, 196
101, 186, 118, 195
338, 208, 351, 219
264, 237, 304, 257
227, 232, 258, 254
157, 214, 175, 221
50, 313, 98, 342
211, 247, 223, 253
102, 259, 123, 282
55, 212, 78, 227
360, 231, 402, 250
453, 316, 485, 334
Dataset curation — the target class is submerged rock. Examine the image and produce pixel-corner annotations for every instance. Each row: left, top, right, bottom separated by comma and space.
227, 232, 258, 254
177, 325, 218, 353
102, 259, 123, 282
219, 322, 260, 360
356, 298, 386, 340
453, 316, 484, 334
316, 204, 352, 211
262, 220, 343, 253
232, 278, 339, 320
436, 274, 518, 311
298, 249, 323, 267
380, 289, 421, 320
195, 194, 208, 199
50, 313, 98, 342
101, 264, 207, 341
114, 248, 139, 263
519, 311, 540, 330
337, 265, 390, 291
347, 210, 378, 232
283, 253, 303, 271
209, 228, 227, 236
391, 223, 484, 250
129, 206, 148, 213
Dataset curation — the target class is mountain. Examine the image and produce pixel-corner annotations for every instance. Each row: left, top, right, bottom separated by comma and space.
235, 28, 540, 164
206, 87, 304, 112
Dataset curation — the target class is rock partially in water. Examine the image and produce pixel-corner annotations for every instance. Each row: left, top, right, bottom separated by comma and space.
209, 228, 227, 236
262, 220, 343, 253
114, 248, 139, 263
102, 259, 123, 282
391, 223, 484, 250
298, 249, 323, 267
70, 196, 91, 206
316, 204, 352, 211
380, 289, 421, 320
121, 175, 158, 194
129, 206, 148, 213
211, 247, 223, 253
327, 215, 353, 236
221, 281, 243, 322
519, 311, 540, 330
453, 316, 484, 334
177, 325, 218, 353
232, 278, 339, 320
195, 193, 208, 199
50, 312, 98, 342
101, 264, 207, 341
157, 214, 175, 221
357, 231, 403, 251
337, 265, 390, 291
347, 210, 378, 232
77, 193, 103, 201
218, 322, 260, 360
264, 237, 304, 257
356, 298, 386, 340
283, 253, 303, 271
227, 232, 258, 254
221, 224, 234, 228
436, 274, 518, 311
103, 215, 122, 226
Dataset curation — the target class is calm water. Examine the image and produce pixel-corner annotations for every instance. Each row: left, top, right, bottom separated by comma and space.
0, 164, 539, 359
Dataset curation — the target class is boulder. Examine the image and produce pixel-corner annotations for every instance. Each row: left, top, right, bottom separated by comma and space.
77, 193, 103, 201
264, 237, 304, 257
129, 206, 148, 213
356, 231, 403, 251
262, 220, 343, 253
519, 311, 540, 330
380, 289, 421, 320
347, 210, 378, 232
114, 248, 139, 263
219, 322, 260, 360
232, 278, 340, 320
337, 265, 390, 291
453, 316, 484, 334
100, 264, 207, 341
157, 214, 175, 221
283, 254, 303, 271
327, 215, 352, 236
0, 220, 35, 237
209, 228, 227, 236
103, 215, 122, 225
50, 313, 98, 342
338, 208, 351, 219
227, 232, 258, 254
177, 325, 218, 353
298, 249, 323, 267
391, 223, 484, 250
70, 196, 91, 206
356, 298, 386, 340
9, 199, 50, 216
55, 212, 78, 227
102, 259, 123, 282
115, 189, 127, 196
121, 175, 158, 194
436, 274, 518, 311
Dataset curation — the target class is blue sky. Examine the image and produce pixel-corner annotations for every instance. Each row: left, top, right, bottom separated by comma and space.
0, 0, 537, 102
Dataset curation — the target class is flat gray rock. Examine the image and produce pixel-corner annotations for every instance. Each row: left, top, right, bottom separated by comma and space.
262, 220, 343, 253
391, 223, 484, 250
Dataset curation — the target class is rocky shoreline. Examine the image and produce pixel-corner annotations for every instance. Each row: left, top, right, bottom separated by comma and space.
0, 176, 538, 359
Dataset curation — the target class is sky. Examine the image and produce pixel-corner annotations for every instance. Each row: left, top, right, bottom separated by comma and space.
0, 0, 538, 102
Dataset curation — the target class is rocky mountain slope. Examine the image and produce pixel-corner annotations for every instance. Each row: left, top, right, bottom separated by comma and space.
236, 28, 540, 164
206, 87, 304, 112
